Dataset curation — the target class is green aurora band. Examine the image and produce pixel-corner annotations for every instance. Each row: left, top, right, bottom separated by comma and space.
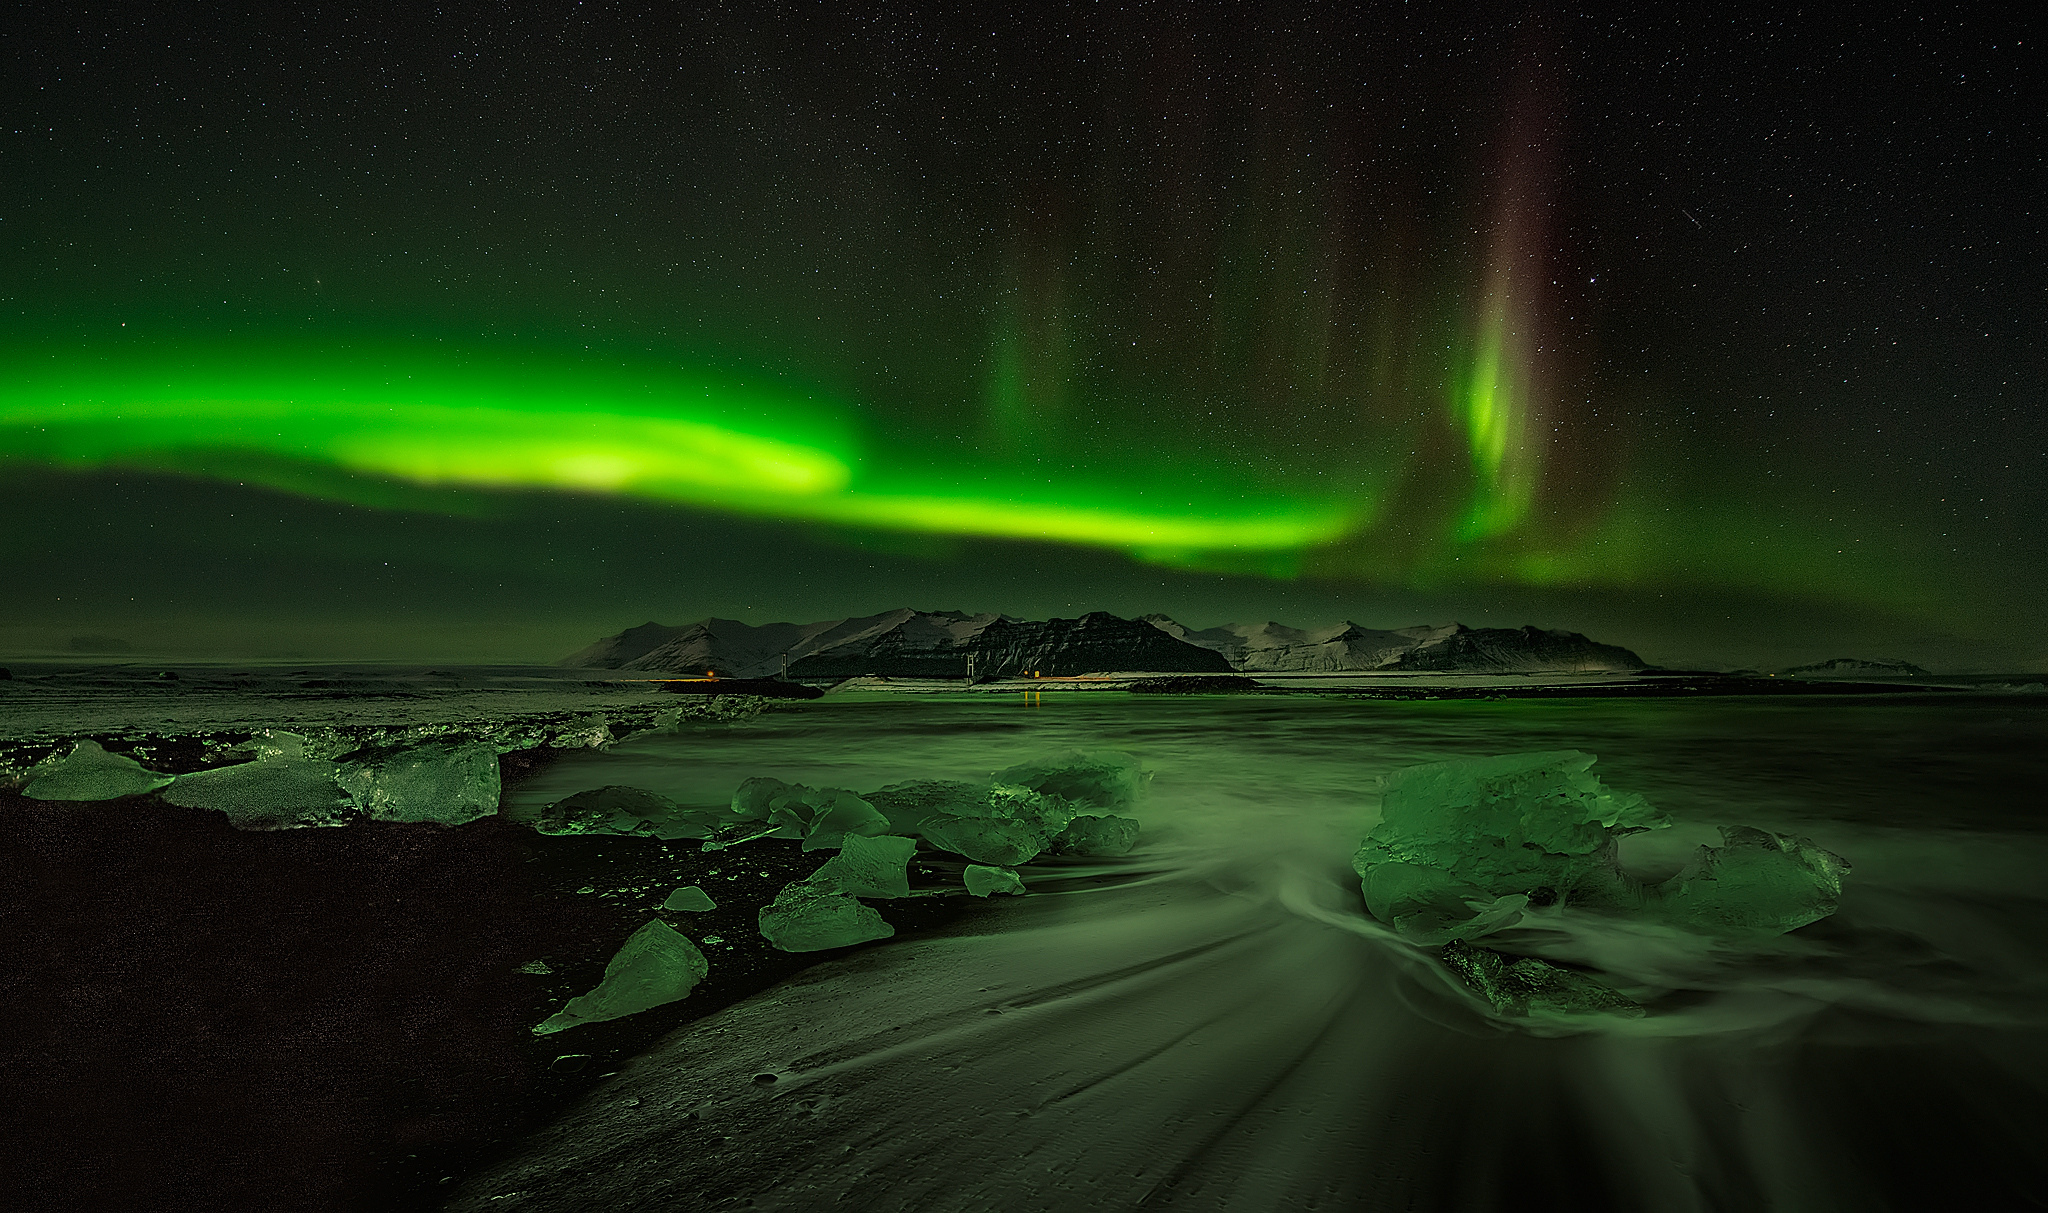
0, 328, 1963, 629
0, 337, 1370, 559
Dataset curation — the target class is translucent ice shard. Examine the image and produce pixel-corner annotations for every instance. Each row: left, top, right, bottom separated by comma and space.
1353, 751, 1664, 944
337, 741, 500, 826
730, 778, 890, 849
534, 920, 709, 1035
20, 740, 173, 801
162, 756, 353, 829
729, 775, 791, 823
1051, 814, 1141, 856
811, 833, 917, 899
919, 784, 1079, 866
1355, 752, 1855, 1023
963, 864, 1026, 897
247, 730, 309, 760
661, 885, 718, 912
852, 753, 1148, 866
1440, 941, 1644, 1018
1658, 825, 1850, 935
784, 788, 891, 852
537, 786, 716, 839
757, 878, 894, 952
862, 779, 986, 836
992, 749, 1148, 813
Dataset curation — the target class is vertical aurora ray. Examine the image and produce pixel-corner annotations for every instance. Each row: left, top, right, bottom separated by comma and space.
985, 207, 1077, 454
1456, 51, 1563, 545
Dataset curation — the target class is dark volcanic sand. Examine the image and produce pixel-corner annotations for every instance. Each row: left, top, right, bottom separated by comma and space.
0, 775, 984, 1213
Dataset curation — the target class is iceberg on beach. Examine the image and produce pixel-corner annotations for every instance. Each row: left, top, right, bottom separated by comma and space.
661, 885, 718, 912
535, 785, 723, 839
1440, 940, 1645, 1017
162, 754, 354, 829
875, 750, 1148, 867
810, 833, 918, 900
758, 878, 895, 952
728, 777, 891, 850
735, 751, 1150, 952
863, 779, 989, 836
991, 749, 1148, 813
19, 740, 174, 801
1356, 751, 1853, 1016
336, 741, 500, 826
963, 864, 1026, 897
1660, 824, 1850, 934
1052, 814, 1142, 856
1353, 750, 1664, 945
534, 919, 709, 1034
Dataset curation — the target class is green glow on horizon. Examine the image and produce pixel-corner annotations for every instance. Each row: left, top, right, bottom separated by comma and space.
0, 339, 1364, 557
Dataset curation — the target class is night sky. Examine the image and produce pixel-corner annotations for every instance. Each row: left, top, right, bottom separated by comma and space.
3, 4, 2040, 668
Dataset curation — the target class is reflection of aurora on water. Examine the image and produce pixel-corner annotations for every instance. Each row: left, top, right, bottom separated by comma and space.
459, 694, 2048, 1212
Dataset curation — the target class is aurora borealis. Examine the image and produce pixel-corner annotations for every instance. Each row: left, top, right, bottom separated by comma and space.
3, 5, 2040, 666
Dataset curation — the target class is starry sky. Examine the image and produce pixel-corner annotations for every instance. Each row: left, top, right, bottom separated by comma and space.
2, 3, 2040, 668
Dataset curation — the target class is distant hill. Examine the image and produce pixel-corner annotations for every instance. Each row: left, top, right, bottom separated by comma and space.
1143, 616, 1647, 673
1780, 657, 1928, 677
565, 609, 1647, 678
562, 609, 1231, 679
1140, 616, 1426, 671
555, 621, 694, 669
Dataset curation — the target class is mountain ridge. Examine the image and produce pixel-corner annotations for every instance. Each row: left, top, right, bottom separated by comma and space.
563, 609, 1649, 678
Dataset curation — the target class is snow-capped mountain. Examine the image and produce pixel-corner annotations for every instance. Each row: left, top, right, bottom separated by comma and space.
562, 609, 1232, 679
563, 609, 1647, 678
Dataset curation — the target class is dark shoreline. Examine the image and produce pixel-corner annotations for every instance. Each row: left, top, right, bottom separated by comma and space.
3, 674, 2037, 1210
0, 741, 990, 1213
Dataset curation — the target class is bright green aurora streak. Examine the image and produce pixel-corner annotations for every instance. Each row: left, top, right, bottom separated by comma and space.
0, 338, 1365, 560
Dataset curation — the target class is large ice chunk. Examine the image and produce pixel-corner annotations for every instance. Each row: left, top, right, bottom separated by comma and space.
728, 775, 791, 823
533, 919, 709, 1034
1440, 941, 1645, 1018
336, 741, 500, 826
921, 812, 1049, 867
1356, 751, 1853, 961
661, 885, 718, 912
783, 788, 891, 852
811, 833, 917, 899
730, 778, 889, 850
162, 756, 354, 830
992, 749, 1147, 812
20, 740, 173, 801
862, 779, 987, 836
851, 752, 1148, 866
1659, 825, 1850, 935
919, 783, 1081, 866
536, 786, 717, 839
1051, 813, 1141, 856
963, 864, 1026, 897
757, 878, 894, 952
1353, 751, 1664, 944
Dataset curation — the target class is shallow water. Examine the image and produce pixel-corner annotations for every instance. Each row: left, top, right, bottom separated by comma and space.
471, 693, 2048, 1211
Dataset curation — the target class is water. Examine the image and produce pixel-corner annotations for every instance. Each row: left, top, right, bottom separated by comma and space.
469, 692, 2048, 1211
